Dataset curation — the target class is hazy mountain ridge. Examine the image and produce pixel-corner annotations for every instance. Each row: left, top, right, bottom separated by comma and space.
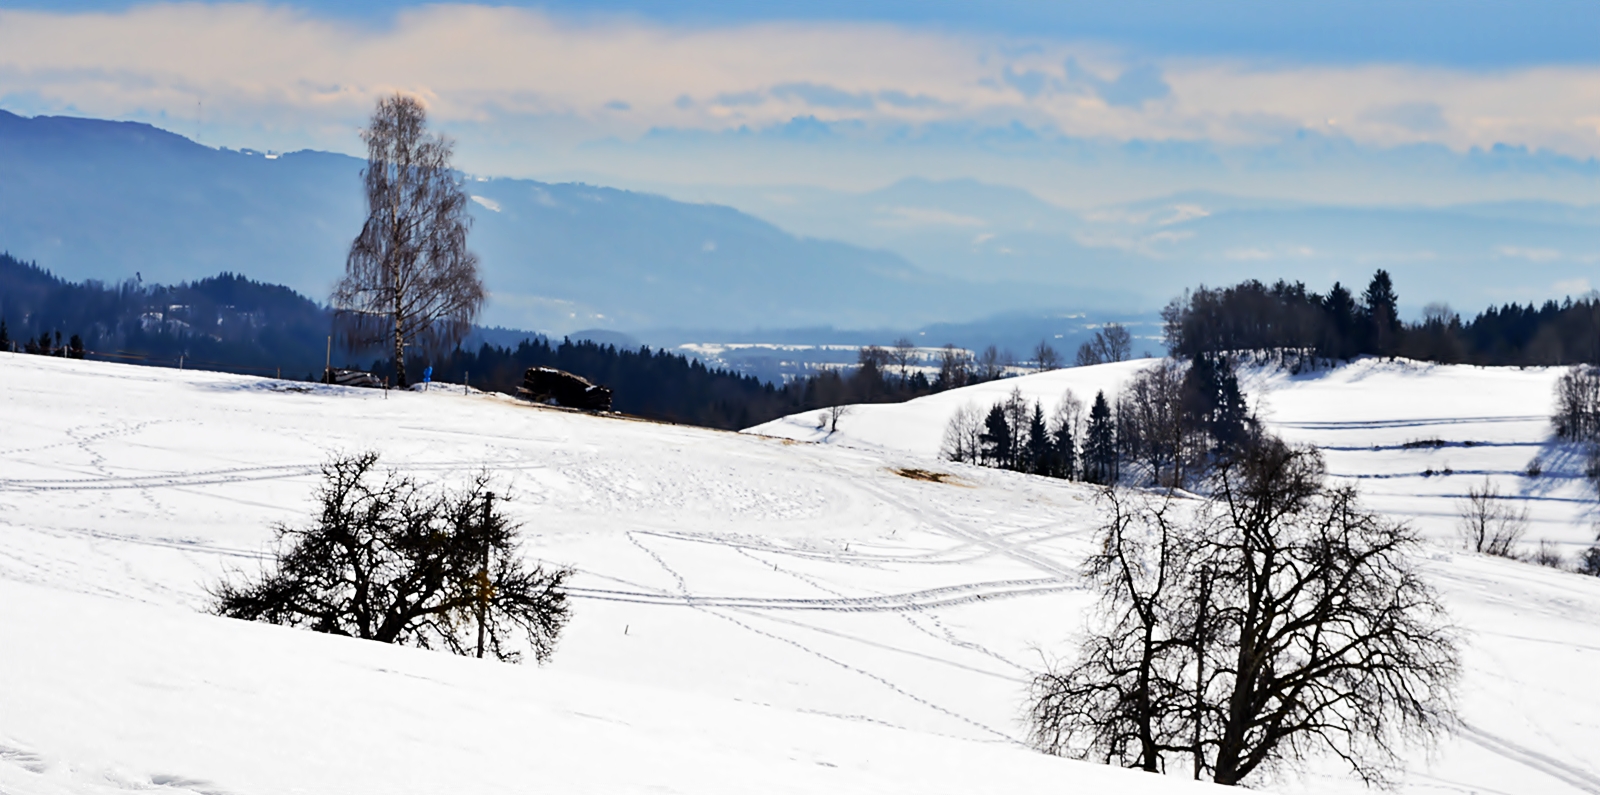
0, 110, 1061, 335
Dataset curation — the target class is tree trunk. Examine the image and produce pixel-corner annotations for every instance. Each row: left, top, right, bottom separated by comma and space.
392, 274, 407, 387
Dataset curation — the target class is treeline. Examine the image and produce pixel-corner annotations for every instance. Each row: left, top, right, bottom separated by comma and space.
1164, 269, 1600, 366
377, 336, 1049, 430
943, 353, 1252, 489
0, 252, 332, 376
0, 253, 1024, 430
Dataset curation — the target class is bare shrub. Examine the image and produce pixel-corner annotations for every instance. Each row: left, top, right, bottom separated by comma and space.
1456, 478, 1529, 558
1532, 540, 1565, 570
1579, 539, 1600, 578
213, 452, 571, 663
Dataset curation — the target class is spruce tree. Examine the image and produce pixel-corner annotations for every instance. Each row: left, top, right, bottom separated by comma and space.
0, 319, 8, 351
1025, 402, 1050, 475
980, 403, 1013, 468
1362, 270, 1400, 357
1053, 421, 1077, 480
1183, 353, 1250, 456
1084, 391, 1117, 484
1320, 282, 1358, 360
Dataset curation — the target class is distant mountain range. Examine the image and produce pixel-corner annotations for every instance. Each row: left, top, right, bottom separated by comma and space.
657, 179, 1600, 317
0, 110, 1068, 335
4, 109, 1597, 345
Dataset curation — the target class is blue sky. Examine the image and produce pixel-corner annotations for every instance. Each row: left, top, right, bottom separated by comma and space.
14, 0, 1600, 66
1, 0, 1597, 307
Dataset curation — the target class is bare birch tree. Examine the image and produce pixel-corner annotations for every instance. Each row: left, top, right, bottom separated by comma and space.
333, 94, 485, 387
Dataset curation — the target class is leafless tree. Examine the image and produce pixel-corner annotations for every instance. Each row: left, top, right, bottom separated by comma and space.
858, 344, 890, 370
1030, 440, 1459, 787
940, 402, 984, 463
891, 337, 918, 379
1030, 487, 1198, 772
212, 452, 571, 663
977, 344, 1005, 380
826, 403, 852, 434
1554, 365, 1600, 442
1456, 477, 1528, 557
1076, 323, 1135, 367
995, 386, 1030, 461
937, 344, 972, 388
1052, 389, 1085, 438
1116, 360, 1190, 487
333, 94, 485, 387
1035, 339, 1063, 371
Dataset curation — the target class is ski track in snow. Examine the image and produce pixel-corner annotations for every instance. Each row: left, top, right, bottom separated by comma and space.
3, 355, 1600, 794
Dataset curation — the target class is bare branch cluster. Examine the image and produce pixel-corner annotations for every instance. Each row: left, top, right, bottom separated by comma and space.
1030, 440, 1459, 788
212, 452, 571, 664
1455, 477, 1528, 557
1076, 324, 1134, 366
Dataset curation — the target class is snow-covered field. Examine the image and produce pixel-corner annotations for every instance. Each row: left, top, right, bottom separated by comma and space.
4, 352, 1600, 794
750, 357, 1600, 551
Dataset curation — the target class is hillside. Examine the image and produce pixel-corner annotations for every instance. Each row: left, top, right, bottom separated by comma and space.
747, 357, 1599, 549
0, 110, 1028, 334
3, 353, 1600, 793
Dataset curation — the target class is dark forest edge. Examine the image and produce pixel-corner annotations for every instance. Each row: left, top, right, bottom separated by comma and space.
0, 252, 993, 429
4, 252, 1599, 429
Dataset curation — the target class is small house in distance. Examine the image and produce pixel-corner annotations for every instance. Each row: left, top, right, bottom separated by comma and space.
518, 367, 613, 411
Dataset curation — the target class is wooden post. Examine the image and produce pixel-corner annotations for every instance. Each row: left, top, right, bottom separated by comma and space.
325, 335, 332, 383
476, 491, 494, 659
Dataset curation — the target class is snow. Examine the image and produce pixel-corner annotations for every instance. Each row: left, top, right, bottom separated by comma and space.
3, 352, 1600, 794
747, 356, 1598, 549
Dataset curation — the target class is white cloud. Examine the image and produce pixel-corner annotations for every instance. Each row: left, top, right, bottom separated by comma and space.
872, 206, 987, 229
0, 4, 1598, 160
1495, 245, 1562, 261
5, 3, 1600, 208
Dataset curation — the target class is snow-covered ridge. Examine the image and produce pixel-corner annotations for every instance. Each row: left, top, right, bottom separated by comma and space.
746, 356, 1597, 548
3, 353, 1599, 794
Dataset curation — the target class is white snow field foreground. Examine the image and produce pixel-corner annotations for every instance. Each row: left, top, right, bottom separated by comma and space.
0, 354, 1595, 794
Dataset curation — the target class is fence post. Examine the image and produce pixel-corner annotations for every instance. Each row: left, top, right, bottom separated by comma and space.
476, 491, 494, 659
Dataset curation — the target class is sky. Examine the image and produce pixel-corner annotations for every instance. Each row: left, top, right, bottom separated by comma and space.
2, 0, 1599, 317
3, 2, 1599, 205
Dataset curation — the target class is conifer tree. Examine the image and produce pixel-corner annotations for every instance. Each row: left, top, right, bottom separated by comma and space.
980, 403, 1013, 468
0, 319, 9, 351
1363, 270, 1401, 356
1321, 282, 1358, 359
1053, 420, 1077, 480
1084, 391, 1118, 484
1025, 402, 1050, 475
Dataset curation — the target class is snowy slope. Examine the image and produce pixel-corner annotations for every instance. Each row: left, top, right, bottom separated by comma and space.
747, 357, 1598, 550
3, 353, 1600, 794
0, 353, 1221, 795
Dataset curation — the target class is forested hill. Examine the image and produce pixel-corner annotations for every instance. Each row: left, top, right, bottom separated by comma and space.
0, 251, 331, 377
0, 253, 776, 427
0, 253, 911, 429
